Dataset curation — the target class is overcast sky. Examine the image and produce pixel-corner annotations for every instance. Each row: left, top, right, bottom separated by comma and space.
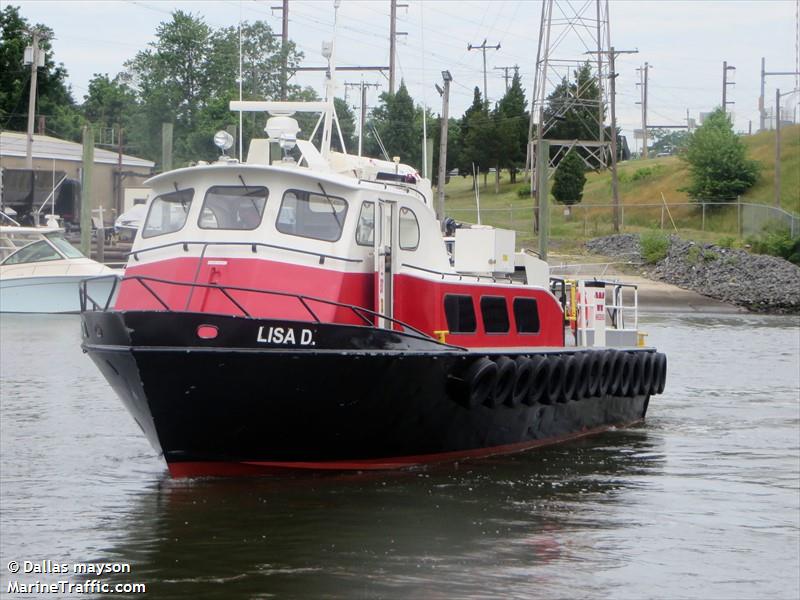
12, 0, 800, 149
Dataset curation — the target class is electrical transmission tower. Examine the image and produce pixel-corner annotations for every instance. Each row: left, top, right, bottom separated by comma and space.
527, 0, 615, 237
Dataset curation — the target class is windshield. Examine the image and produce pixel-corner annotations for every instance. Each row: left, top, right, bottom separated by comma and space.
1, 239, 62, 265
45, 233, 85, 259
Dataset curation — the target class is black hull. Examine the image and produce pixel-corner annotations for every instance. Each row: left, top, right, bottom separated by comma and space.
81, 311, 661, 477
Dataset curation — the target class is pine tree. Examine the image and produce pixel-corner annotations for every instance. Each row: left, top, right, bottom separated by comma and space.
495, 71, 528, 183
552, 150, 586, 215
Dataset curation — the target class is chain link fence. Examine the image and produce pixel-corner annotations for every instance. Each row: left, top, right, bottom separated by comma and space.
447, 201, 799, 240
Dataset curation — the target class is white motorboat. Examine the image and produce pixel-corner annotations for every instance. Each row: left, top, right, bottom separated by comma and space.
0, 226, 119, 313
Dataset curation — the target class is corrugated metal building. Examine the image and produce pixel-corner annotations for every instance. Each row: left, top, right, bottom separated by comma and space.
0, 131, 154, 225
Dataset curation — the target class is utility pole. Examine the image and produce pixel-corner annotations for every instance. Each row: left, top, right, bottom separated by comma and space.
344, 81, 380, 156
601, 47, 637, 231
436, 71, 452, 224
722, 61, 736, 114
271, 1, 290, 99
24, 29, 44, 170
759, 57, 800, 130
636, 62, 649, 159
389, 0, 408, 94
494, 65, 518, 93
468, 39, 501, 102
776, 88, 783, 208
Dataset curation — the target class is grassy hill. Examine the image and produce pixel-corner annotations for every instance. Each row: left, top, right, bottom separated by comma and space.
442, 124, 800, 250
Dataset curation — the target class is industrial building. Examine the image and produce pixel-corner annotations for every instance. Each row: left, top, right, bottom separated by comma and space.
0, 131, 153, 226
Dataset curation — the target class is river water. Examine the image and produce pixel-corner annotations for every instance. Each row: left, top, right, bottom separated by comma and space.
1, 312, 798, 599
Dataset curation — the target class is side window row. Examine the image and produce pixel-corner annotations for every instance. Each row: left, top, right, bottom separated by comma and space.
142, 190, 421, 251
444, 294, 540, 335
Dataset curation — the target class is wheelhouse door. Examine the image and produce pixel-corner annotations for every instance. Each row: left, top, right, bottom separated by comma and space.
374, 199, 398, 329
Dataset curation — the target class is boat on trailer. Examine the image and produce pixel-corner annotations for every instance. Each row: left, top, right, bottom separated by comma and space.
79, 38, 666, 478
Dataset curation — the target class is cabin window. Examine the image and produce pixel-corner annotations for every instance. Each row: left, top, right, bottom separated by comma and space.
1, 240, 61, 265
480, 296, 510, 333
444, 294, 477, 333
198, 186, 268, 230
142, 188, 194, 238
356, 201, 374, 246
276, 189, 348, 242
513, 298, 541, 333
399, 207, 420, 250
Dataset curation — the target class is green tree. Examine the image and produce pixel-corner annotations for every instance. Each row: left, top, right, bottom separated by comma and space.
552, 150, 586, 212
457, 87, 486, 176
123, 12, 300, 166
0, 5, 81, 140
368, 81, 419, 168
648, 128, 689, 156
543, 63, 602, 140
495, 71, 528, 182
681, 108, 760, 201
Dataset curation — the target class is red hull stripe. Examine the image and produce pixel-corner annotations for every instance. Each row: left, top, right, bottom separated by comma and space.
166, 420, 642, 478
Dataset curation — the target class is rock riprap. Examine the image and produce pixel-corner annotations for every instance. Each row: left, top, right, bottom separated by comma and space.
586, 234, 800, 314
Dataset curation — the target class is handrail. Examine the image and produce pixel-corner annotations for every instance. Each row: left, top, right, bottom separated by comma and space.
128, 240, 363, 264
78, 274, 120, 312
401, 262, 524, 285
81, 274, 447, 344
357, 178, 429, 205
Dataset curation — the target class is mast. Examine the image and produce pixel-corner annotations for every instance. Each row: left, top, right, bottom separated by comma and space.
320, 0, 341, 159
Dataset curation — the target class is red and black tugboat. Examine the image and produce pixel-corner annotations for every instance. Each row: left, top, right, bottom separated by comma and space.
80, 36, 665, 478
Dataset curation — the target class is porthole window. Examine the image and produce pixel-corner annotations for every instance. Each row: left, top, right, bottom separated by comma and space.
142, 188, 194, 238
399, 206, 420, 250
513, 298, 541, 333
276, 189, 348, 242
198, 186, 268, 230
480, 296, 510, 333
444, 294, 477, 333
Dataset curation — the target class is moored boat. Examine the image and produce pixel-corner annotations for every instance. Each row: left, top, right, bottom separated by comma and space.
79, 29, 666, 478
0, 224, 118, 313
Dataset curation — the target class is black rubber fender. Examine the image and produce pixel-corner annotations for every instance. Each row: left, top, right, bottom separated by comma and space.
586, 350, 604, 397
464, 357, 497, 408
629, 352, 643, 397
547, 355, 565, 404
509, 357, 534, 407
574, 353, 591, 401
489, 356, 516, 407
654, 352, 668, 394
562, 354, 580, 401
527, 356, 550, 405
606, 350, 623, 396
640, 352, 654, 396
597, 350, 614, 396
616, 352, 632, 397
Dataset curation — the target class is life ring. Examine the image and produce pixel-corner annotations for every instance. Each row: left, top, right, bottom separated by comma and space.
654, 352, 668, 394
629, 352, 643, 397
562, 354, 579, 401
489, 356, 516, 407
547, 355, 565, 404
463, 357, 497, 408
640, 352, 654, 396
527, 356, 550, 405
510, 357, 534, 407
